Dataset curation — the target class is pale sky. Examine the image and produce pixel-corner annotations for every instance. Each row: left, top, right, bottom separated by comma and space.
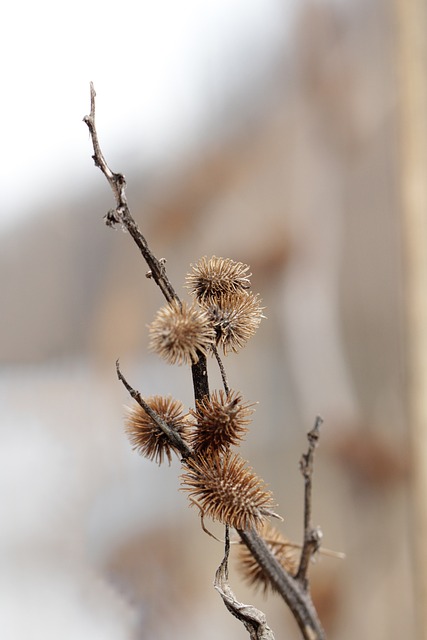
1, 0, 295, 230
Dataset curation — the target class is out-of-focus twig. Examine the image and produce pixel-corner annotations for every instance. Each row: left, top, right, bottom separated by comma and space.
296, 416, 323, 585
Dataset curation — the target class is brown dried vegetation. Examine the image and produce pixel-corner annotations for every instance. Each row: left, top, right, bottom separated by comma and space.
181, 451, 278, 531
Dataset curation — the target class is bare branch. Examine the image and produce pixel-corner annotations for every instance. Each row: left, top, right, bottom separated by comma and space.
296, 416, 323, 585
83, 82, 178, 304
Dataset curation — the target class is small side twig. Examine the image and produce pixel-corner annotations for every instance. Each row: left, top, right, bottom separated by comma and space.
212, 345, 230, 395
116, 360, 192, 460
296, 416, 323, 586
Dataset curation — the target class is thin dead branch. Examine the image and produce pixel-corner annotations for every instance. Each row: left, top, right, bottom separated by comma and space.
83, 82, 178, 305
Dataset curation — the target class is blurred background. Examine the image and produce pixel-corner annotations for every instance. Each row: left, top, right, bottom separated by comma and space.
1, 0, 425, 638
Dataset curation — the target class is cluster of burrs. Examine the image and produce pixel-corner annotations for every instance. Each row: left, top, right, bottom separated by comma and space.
125, 256, 296, 590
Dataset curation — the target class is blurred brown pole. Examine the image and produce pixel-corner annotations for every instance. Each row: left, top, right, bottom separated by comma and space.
394, 0, 427, 637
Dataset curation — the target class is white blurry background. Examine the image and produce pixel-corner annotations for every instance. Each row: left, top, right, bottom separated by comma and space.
0, 1, 416, 639
1, 0, 291, 229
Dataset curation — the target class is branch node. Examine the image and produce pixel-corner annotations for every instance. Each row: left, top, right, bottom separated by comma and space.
105, 208, 121, 227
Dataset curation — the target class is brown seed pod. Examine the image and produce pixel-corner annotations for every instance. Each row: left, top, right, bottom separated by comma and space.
126, 396, 190, 465
186, 256, 252, 303
189, 389, 255, 454
238, 522, 298, 593
148, 300, 215, 365
181, 451, 278, 531
204, 291, 265, 355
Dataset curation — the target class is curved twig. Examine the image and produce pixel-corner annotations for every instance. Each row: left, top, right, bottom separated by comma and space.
212, 345, 230, 395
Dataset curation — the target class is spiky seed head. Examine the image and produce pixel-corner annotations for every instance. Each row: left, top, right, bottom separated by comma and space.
186, 256, 252, 303
181, 451, 278, 531
238, 522, 298, 593
189, 389, 255, 454
204, 291, 265, 355
125, 396, 190, 465
148, 300, 215, 365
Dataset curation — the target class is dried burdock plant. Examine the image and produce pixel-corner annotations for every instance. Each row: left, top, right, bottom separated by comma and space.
203, 291, 265, 355
148, 299, 215, 365
238, 522, 298, 594
181, 451, 280, 531
126, 396, 190, 465
189, 389, 255, 454
85, 84, 328, 640
186, 255, 252, 303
